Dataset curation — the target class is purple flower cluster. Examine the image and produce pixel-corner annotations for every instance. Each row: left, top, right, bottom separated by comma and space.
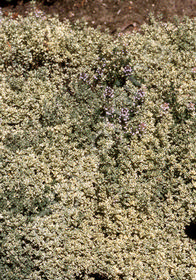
96, 58, 106, 78
101, 87, 147, 137
129, 122, 147, 136
161, 102, 170, 111
103, 105, 115, 117
192, 67, 196, 73
103, 86, 114, 99
96, 68, 104, 77
93, 67, 104, 81
160, 102, 170, 116
134, 88, 145, 104
79, 72, 89, 82
138, 122, 147, 131
129, 88, 145, 114
123, 65, 132, 76
33, 8, 46, 19
103, 87, 115, 119
119, 107, 129, 130
187, 102, 195, 112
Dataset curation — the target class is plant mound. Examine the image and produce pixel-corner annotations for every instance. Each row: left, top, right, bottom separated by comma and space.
0, 10, 196, 280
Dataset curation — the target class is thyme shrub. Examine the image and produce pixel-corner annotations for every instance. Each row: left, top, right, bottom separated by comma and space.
0, 11, 196, 280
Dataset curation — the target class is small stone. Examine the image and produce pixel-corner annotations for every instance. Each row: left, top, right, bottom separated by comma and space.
0, 214, 4, 221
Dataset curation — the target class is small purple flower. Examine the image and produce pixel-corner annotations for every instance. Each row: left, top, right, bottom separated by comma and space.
128, 122, 147, 137
103, 86, 114, 99
123, 65, 132, 76
34, 8, 44, 18
191, 67, 196, 73
187, 102, 195, 111
161, 102, 170, 111
103, 105, 114, 116
119, 107, 129, 130
120, 108, 129, 121
79, 72, 88, 81
96, 68, 104, 77
138, 122, 146, 131
134, 88, 145, 102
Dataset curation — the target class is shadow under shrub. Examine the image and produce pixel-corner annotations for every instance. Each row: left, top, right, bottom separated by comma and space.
0, 11, 196, 280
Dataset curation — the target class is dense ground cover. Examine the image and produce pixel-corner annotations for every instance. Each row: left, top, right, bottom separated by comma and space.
0, 9, 196, 279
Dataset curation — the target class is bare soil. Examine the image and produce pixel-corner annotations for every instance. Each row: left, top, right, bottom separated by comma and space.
1, 0, 196, 35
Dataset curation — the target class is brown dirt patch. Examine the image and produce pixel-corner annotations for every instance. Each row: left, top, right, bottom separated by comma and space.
1, 0, 196, 34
